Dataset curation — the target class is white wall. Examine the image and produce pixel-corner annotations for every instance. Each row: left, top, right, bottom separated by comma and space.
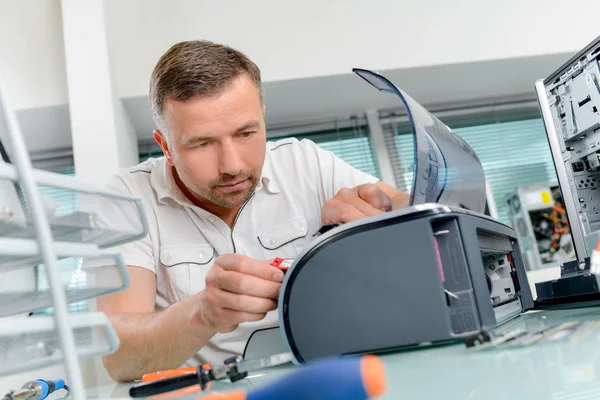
1, 0, 599, 111
104, 0, 600, 98
1, 0, 599, 147
0, 0, 71, 153
0, 0, 68, 110
61, 0, 140, 186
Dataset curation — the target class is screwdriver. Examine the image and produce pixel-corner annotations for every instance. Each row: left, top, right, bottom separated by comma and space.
199, 354, 386, 400
1, 379, 66, 400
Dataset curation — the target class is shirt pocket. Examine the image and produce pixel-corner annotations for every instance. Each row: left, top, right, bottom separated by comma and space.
257, 216, 309, 258
159, 243, 216, 298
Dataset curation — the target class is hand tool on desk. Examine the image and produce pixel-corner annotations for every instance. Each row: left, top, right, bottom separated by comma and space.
141, 367, 197, 382
2, 379, 67, 400
129, 352, 294, 398
131, 257, 293, 398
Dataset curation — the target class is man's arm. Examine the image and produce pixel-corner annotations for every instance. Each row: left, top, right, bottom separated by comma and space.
98, 255, 283, 382
97, 266, 216, 382
93, 176, 221, 381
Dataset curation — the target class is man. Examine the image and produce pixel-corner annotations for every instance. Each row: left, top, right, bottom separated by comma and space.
97, 40, 409, 382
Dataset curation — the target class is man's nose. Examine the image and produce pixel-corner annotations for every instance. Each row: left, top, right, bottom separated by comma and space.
219, 142, 243, 176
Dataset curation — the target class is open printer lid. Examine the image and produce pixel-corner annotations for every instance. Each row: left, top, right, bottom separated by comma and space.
353, 68, 487, 214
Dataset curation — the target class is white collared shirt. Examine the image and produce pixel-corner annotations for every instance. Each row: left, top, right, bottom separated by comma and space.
99, 137, 378, 366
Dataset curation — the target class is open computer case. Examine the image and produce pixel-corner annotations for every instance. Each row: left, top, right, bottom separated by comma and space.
534, 34, 600, 306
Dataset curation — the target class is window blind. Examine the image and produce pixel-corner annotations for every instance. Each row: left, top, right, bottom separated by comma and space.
284, 125, 380, 179
138, 142, 164, 162
35, 165, 89, 314
390, 118, 557, 223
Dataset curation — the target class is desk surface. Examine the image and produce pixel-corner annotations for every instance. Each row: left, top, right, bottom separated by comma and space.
86, 307, 600, 400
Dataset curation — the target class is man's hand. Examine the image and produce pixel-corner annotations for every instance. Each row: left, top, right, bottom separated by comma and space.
321, 183, 393, 225
196, 254, 284, 333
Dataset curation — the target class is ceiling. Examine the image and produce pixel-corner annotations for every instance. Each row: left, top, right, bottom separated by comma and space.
11, 51, 573, 154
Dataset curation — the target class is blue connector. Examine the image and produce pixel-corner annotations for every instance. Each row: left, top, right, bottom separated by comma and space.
35, 379, 65, 400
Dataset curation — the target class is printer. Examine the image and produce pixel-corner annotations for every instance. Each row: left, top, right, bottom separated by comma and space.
276, 69, 534, 364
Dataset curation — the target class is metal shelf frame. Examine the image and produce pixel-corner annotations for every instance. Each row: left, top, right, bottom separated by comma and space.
0, 77, 148, 399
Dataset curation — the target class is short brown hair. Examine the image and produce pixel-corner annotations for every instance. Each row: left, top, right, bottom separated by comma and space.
149, 40, 263, 131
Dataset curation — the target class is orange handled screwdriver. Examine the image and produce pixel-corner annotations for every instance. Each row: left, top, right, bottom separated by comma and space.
142, 367, 197, 382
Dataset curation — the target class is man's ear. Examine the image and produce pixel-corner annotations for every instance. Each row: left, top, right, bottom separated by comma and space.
262, 104, 266, 116
153, 130, 174, 166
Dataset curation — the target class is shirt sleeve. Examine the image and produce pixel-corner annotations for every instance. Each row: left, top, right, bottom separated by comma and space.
92, 174, 157, 274
298, 138, 379, 201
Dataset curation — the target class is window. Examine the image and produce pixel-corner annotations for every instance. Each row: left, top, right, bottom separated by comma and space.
138, 143, 164, 162
453, 119, 557, 223
281, 125, 380, 179
390, 117, 557, 224
35, 166, 89, 314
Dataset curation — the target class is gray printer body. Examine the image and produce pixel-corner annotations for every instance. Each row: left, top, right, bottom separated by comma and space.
278, 204, 534, 363
273, 68, 533, 364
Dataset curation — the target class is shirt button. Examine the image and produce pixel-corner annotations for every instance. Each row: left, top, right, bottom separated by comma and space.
164, 253, 172, 263
208, 216, 216, 223
298, 225, 306, 232
199, 252, 206, 261
269, 238, 277, 246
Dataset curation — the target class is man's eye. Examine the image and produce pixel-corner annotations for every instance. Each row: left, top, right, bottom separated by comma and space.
240, 131, 255, 138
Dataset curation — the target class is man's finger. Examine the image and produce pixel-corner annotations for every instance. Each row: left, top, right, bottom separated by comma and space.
351, 198, 387, 218
322, 201, 368, 224
214, 308, 268, 327
214, 290, 278, 313
217, 270, 282, 299
337, 191, 387, 218
218, 255, 284, 282
357, 184, 393, 212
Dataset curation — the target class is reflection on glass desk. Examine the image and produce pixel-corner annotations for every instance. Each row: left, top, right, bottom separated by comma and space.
85, 307, 600, 400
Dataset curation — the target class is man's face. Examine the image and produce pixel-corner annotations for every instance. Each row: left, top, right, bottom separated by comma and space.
156, 74, 266, 210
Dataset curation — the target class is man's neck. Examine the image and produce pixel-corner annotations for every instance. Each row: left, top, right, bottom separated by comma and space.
171, 167, 241, 228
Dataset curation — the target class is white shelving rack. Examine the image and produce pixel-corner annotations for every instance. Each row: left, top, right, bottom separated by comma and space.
0, 80, 148, 399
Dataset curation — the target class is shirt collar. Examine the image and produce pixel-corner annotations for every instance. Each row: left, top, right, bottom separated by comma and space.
150, 158, 190, 206
150, 150, 280, 206
257, 149, 280, 194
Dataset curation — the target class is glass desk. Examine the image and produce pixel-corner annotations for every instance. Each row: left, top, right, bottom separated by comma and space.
85, 307, 600, 399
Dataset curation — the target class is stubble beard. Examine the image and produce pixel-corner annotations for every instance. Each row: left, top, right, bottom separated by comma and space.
179, 169, 260, 209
